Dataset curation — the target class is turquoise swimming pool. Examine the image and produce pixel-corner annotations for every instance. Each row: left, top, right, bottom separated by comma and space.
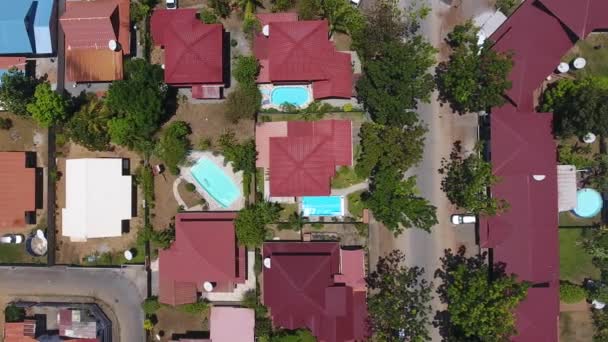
301, 196, 344, 216
573, 188, 603, 218
271, 86, 310, 107
190, 158, 240, 208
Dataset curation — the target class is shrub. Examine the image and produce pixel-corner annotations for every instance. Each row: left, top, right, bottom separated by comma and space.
177, 300, 209, 315
230, 39, 238, 47
225, 84, 261, 123
298, 0, 321, 20
233, 56, 260, 85
143, 318, 154, 331
272, 0, 294, 12
243, 16, 261, 39
199, 7, 219, 24
0, 117, 12, 130
496, 0, 520, 15
241, 289, 258, 308
155, 121, 191, 175
342, 103, 353, 112
198, 137, 213, 150
185, 182, 196, 192
209, 0, 231, 18
5, 305, 25, 322
141, 297, 161, 315
560, 282, 587, 303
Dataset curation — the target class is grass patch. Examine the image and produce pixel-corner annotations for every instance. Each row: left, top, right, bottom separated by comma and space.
280, 203, 299, 220
563, 33, 608, 78
256, 167, 265, 196
82, 244, 146, 266
331, 166, 365, 189
560, 228, 600, 283
559, 211, 601, 228
0, 244, 45, 264
347, 190, 366, 219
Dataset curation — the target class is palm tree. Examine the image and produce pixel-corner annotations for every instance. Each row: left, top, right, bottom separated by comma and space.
233, 0, 263, 16
320, 0, 353, 36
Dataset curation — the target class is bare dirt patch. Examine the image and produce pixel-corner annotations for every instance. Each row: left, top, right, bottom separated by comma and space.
560, 310, 594, 342
178, 181, 204, 208
151, 171, 179, 230
54, 142, 144, 264
332, 33, 352, 51
154, 306, 210, 342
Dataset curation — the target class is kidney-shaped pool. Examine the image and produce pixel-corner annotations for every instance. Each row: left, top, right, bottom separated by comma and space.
190, 158, 240, 208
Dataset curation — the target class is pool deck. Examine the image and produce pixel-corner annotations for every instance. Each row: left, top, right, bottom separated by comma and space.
175, 151, 245, 211
259, 83, 313, 110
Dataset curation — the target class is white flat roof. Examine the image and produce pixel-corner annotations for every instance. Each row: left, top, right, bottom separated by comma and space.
62, 158, 132, 241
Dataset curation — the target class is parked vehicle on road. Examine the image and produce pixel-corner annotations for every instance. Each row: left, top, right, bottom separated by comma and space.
1, 234, 24, 244
451, 214, 476, 225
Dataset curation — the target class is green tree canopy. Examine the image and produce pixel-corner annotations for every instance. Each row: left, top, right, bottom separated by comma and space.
106, 59, 166, 151
233, 56, 260, 85
438, 142, 507, 216
271, 329, 317, 342
209, 0, 231, 18
319, 0, 364, 36
435, 21, 513, 114
0, 68, 40, 116
363, 166, 437, 235
355, 122, 426, 178
540, 77, 608, 137
356, 39, 436, 127
435, 247, 529, 341
66, 94, 112, 151
26, 82, 69, 127
155, 121, 191, 175
4, 305, 25, 323
367, 250, 432, 341
235, 201, 281, 247
218, 131, 257, 174
225, 83, 261, 123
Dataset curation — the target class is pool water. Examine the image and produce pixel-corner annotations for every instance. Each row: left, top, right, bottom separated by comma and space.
573, 188, 603, 218
271, 86, 310, 107
190, 158, 240, 208
301, 196, 344, 216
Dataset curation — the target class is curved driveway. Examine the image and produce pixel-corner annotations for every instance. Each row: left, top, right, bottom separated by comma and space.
0, 266, 145, 342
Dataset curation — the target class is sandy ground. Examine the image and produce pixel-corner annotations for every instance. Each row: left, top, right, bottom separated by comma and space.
560, 301, 594, 342
154, 306, 210, 342
54, 142, 144, 264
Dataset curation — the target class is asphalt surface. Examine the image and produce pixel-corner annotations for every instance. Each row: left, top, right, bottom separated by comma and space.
0, 266, 146, 342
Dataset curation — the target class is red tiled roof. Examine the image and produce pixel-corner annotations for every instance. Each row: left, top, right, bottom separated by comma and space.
0, 57, 26, 70
262, 242, 368, 342
537, 0, 608, 39
268, 120, 352, 197
4, 320, 36, 342
151, 9, 223, 86
254, 16, 352, 99
0, 152, 36, 230
60, 0, 130, 82
159, 212, 246, 306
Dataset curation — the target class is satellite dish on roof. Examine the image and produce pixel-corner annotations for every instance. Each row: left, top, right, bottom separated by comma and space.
108, 39, 121, 52
557, 62, 569, 74
262, 25, 270, 37
263, 257, 271, 269
203, 281, 214, 292
124, 250, 133, 261
532, 175, 546, 181
161, 64, 165, 70
584, 132, 597, 144
573, 57, 587, 69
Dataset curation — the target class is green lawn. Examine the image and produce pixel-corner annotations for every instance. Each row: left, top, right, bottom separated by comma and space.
563, 33, 608, 78
560, 228, 600, 283
347, 190, 366, 219
331, 166, 365, 189
82, 244, 146, 266
279, 203, 299, 220
0, 244, 45, 264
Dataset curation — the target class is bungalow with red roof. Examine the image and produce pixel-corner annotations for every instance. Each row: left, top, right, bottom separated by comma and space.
479, 0, 608, 340
3, 320, 36, 342
262, 242, 368, 342
59, 0, 130, 82
255, 120, 352, 199
151, 9, 225, 99
159, 212, 247, 306
0, 152, 39, 229
254, 13, 353, 101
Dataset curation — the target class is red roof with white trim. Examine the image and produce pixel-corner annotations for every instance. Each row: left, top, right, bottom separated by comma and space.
254, 14, 352, 99
151, 9, 224, 86
159, 212, 246, 306
266, 120, 352, 197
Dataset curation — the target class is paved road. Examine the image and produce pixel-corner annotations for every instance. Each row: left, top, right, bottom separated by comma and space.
363, 0, 491, 340
0, 266, 146, 342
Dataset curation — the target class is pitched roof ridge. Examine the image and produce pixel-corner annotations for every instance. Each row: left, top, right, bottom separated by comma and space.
178, 225, 234, 280
273, 136, 330, 192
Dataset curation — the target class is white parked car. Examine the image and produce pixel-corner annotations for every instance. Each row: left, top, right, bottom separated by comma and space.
1, 234, 24, 244
451, 214, 476, 225
166, 0, 177, 9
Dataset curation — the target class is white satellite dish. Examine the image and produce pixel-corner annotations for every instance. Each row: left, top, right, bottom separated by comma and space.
262, 25, 270, 37
557, 62, 569, 74
124, 250, 133, 261
532, 175, 546, 181
263, 257, 271, 269
203, 281, 214, 292
573, 57, 587, 70
108, 39, 119, 51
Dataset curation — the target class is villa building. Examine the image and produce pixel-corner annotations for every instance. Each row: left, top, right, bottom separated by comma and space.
255, 120, 352, 200
159, 212, 247, 306
209, 307, 254, 342
0, 152, 39, 229
62, 158, 133, 242
254, 13, 353, 104
262, 242, 368, 342
60, 0, 130, 82
0, 0, 56, 55
151, 9, 225, 99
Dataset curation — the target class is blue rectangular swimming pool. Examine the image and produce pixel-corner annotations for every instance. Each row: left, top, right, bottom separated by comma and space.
301, 196, 344, 216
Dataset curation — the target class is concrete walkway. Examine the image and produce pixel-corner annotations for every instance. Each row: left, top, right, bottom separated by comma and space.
201, 251, 257, 302
331, 181, 369, 196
